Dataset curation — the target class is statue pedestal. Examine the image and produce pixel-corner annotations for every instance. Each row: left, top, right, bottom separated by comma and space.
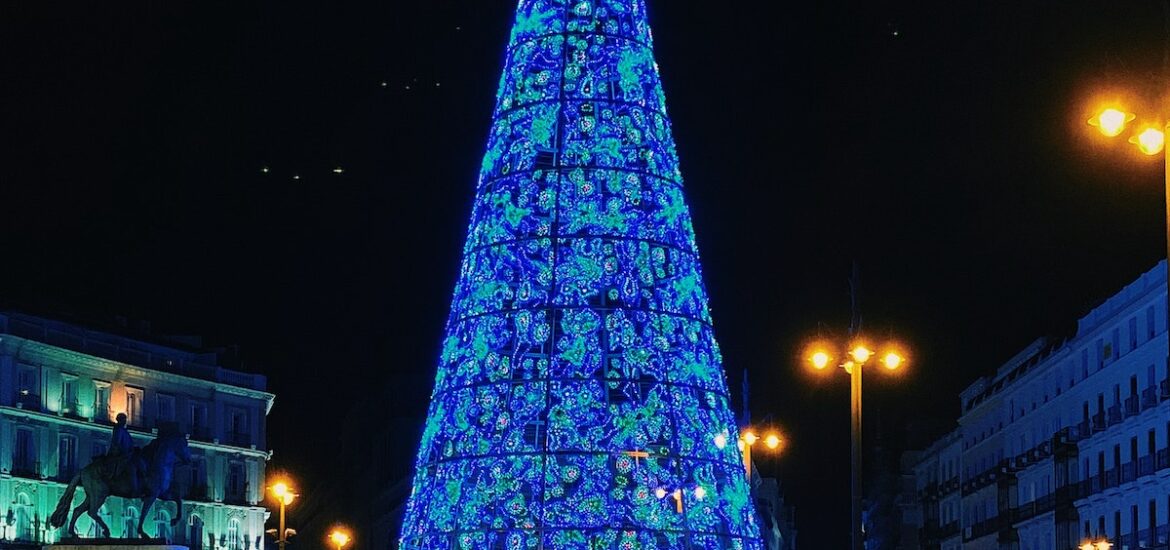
45, 541, 187, 550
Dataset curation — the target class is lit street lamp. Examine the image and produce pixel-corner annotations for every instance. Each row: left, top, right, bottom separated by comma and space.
329, 528, 351, 550
729, 428, 785, 483
1080, 538, 1112, 550
805, 333, 907, 550
268, 481, 298, 550
1087, 104, 1170, 360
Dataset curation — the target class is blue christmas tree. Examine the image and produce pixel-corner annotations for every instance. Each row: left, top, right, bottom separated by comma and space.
399, 1, 763, 548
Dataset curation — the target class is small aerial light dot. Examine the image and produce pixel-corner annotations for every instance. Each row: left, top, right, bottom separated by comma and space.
850, 346, 873, 363
292, 174, 301, 180
713, 433, 727, 449
380, 81, 387, 87
764, 434, 782, 450
693, 486, 707, 500
1090, 108, 1131, 137
333, 167, 345, 174
742, 431, 758, 445
811, 351, 831, 370
435, 82, 441, 87
655, 487, 667, 499
882, 352, 903, 370
261, 166, 270, 174
1133, 127, 1165, 155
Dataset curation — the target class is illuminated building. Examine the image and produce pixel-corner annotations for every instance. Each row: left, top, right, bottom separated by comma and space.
913, 262, 1170, 550
0, 312, 273, 550
396, 0, 763, 547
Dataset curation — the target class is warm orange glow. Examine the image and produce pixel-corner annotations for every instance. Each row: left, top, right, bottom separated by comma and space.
810, 350, 831, 370
1132, 127, 1165, 155
271, 481, 297, 506
1089, 108, 1132, 137
849, 346, 873, 364
842, 361, 855, 375
1095, 542, 1112, 550
1080, 544, 1095, 550
882, 352, 903, 370
742, 431, 759, 446
764, 434, 782, 449
329, 530, 351, 550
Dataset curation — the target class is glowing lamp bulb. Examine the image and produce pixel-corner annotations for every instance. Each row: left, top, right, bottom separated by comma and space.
713, 433, 728, 449
1134, 127, 1165, 155
1080, 544, 1095, 550
742, 431, 759, 446
693, 486, 707, 500
655, 487, 667, 499
329, 531, 350, 548
811, 351, 831, 370
272, 482, 289, 499
764, 434, 782, 449
1095, 542, 1112, 550
882, 352, 903, 370
850, 346, 873, 364
1092, 108, 1130, 137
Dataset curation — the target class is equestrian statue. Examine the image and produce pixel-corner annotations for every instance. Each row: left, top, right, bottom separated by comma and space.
49, 414, 192, 539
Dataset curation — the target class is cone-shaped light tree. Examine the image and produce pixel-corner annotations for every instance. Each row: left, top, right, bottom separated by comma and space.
398, 1, 763, 548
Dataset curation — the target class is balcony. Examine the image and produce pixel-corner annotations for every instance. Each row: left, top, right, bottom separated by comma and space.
1107, 404, 1123, 426
1124, 395, 1139, 417
11, 460, 40, 479
13, 392, 42, 412
189, 426, 213, 442
1140, 455, 1155, 477
226, 431, 251, 448
1121, 461, 1136, 484
1143, 387, 1160, 410
1091, 412, 1106, 432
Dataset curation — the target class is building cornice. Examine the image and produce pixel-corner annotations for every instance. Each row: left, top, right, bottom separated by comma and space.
1, 335, 275, 412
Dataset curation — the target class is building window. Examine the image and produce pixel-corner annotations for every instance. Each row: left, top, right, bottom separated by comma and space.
123, 506, 139, 539
227, 409, 248, 446
227, 519, 241, 550
187, 515, 204, 550
13, 428, 37, 476
190, 402, 209, 439
58, 435, 78, 480
1129, 317, 1138, 350
15, 493, 33, 541
154, 508, 171, 541
125, 386, 144, 427
16, 364, 39, 409
157, 394, 176, 425
227, 462, 245, 501
60, 374, 78, 414
1147, 306, 1157, 340
94, 381, 111, 422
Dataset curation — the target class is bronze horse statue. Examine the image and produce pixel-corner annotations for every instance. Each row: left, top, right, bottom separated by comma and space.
50, 429, 191, 539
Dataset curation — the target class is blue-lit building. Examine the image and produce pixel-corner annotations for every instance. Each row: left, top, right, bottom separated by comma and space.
0, 312, 273, 550
914, 262, 1170, 550
396, 0, 763, 548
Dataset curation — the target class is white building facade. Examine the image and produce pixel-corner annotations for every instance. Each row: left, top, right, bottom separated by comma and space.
0, 312, 274, 550
914, 262, 1170, 550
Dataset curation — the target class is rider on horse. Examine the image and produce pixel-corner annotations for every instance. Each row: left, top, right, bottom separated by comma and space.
108, 413, 141, 496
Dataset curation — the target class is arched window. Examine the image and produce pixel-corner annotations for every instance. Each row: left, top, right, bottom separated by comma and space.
227, 519, 241, 550
123, 506, 139, 539
15, 493, 32, 541
187, 515, 203, 550
154, 508, 171, 541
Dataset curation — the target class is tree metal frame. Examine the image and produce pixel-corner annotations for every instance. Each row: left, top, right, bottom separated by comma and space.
399, 1, 763, 548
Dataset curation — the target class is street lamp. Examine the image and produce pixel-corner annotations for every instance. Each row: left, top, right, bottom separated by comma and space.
732, 428, 785, 483
329, 528, 351, 550
1080, 538, 1112, 550
805, 336, 908, 550
1087, 103, 1170, 364
268, 481, 298, 550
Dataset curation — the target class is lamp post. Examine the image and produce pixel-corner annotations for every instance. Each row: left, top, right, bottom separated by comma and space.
732, 429, 785, 484
1080, 537, 1113, 550
328, 528, 351, 550
806, 334, 906, 550
1087, 106, 1170, 359
268, 482, 297, 550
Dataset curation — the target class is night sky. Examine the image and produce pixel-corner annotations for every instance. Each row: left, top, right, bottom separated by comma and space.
5, 1, 1170, 548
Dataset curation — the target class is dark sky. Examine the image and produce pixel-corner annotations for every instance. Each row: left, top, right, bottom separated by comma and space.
4, 1, 1170, 548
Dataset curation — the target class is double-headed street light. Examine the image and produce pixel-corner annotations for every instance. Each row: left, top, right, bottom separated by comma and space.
725, 428, 785, 483
329, 528, 352, 550
1087, 102, 1170, 360
1080, 538, 1113, 550
806, 338, 907, 550
268, 481, 298, 550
